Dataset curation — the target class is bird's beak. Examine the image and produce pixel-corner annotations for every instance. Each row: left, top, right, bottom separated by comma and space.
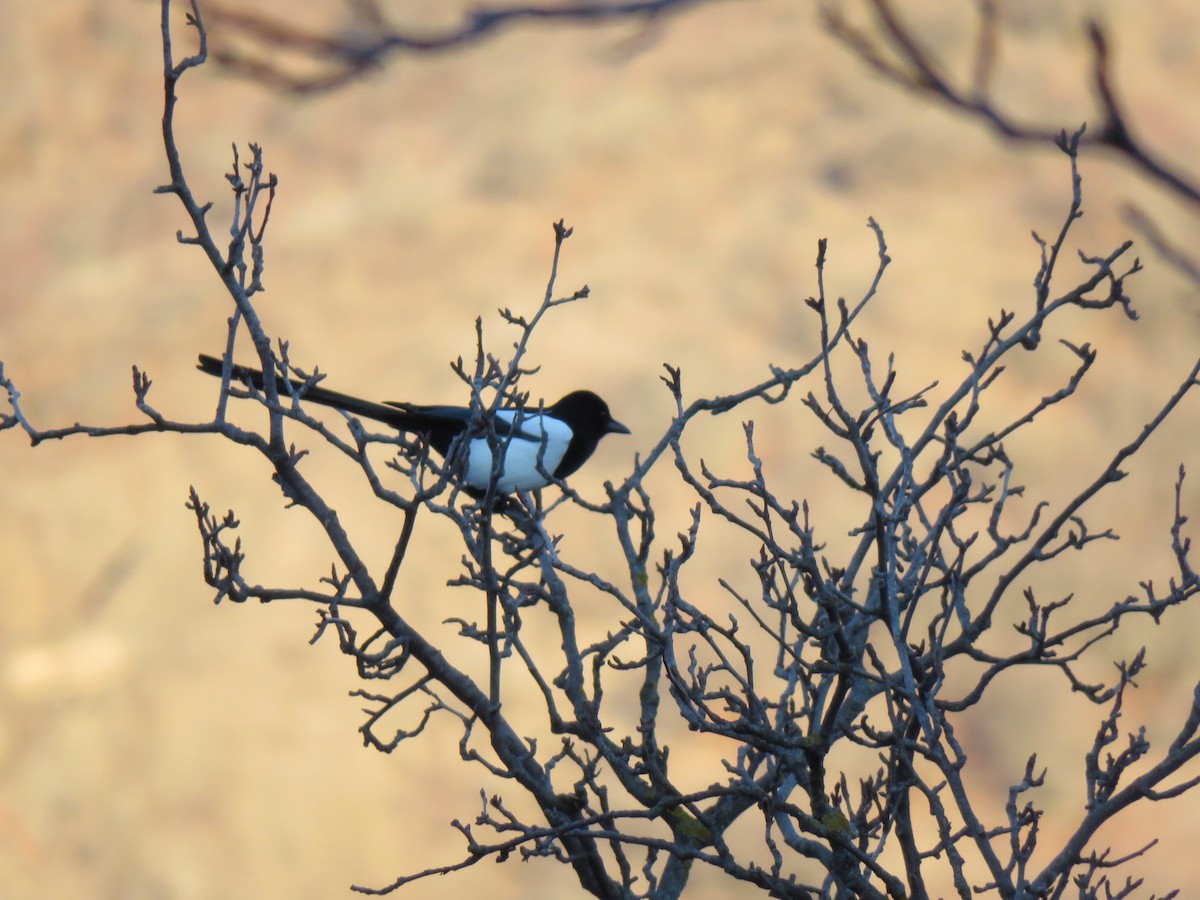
608, 419, 631, 435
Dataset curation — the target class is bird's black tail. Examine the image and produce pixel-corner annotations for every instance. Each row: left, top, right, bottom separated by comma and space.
197, 353, 413, 428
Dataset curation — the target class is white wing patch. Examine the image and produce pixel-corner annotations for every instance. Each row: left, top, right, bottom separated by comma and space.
464, 410, 573, 492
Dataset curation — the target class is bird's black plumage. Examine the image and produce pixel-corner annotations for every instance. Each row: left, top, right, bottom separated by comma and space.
197, 354, 629, 493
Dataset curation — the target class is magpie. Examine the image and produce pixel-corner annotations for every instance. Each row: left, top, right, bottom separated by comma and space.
197, 354, 630, 494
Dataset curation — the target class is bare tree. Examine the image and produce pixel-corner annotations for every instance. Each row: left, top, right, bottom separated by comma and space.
4, 1, 1200, 897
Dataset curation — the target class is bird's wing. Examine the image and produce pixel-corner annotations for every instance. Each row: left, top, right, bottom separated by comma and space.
383, 402, 544, 441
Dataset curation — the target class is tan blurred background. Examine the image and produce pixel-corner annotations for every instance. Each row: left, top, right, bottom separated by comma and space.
2, 1, 1200, 897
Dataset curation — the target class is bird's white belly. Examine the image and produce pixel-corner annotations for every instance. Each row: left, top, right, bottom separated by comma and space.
464, 414, 572, 493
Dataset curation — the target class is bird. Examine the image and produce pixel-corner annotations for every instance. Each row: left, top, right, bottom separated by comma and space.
197, 354, 630, 494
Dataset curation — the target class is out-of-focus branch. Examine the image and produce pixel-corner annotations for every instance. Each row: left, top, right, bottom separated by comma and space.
822, 1, 1200, 206
823, 0, 1200, 291
204, 0, 722, 94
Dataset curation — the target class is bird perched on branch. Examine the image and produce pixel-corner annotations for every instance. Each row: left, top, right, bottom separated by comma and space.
197, 354, 629, 494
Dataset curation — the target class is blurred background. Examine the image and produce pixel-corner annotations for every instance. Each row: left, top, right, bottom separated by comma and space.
2, 0, 1199, 896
